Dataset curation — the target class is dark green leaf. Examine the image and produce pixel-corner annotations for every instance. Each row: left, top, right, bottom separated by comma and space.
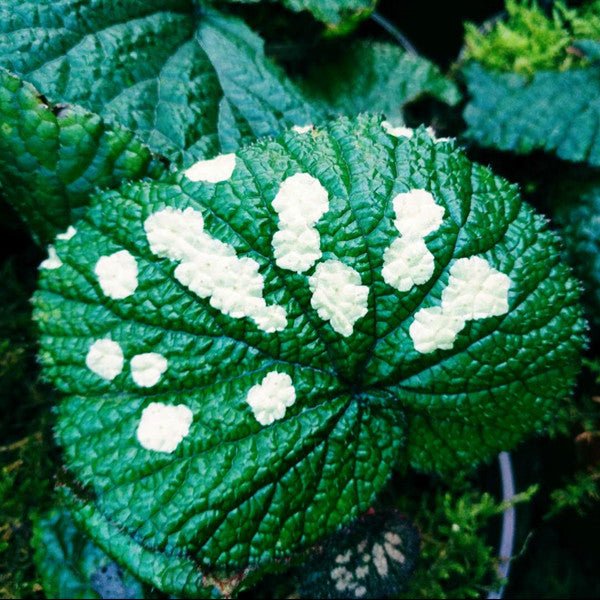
299, 509, 420, 599
0, 1, 315, 166
33, 115, 584, 596
463, 62, 600, 166
301, 41, 461, 123
0, 69, 164, 244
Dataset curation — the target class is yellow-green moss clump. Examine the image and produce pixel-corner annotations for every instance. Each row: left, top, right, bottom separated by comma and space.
464, 0, 600, 75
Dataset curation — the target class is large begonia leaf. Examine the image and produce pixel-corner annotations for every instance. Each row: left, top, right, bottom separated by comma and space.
33, 115, 585, 596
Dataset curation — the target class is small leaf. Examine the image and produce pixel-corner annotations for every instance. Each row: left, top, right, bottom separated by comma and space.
0, 69, 165, 245
300, 41, 461, 123
33, 507, 144, 599
298, 509, 420, 599
34, 115, 585, 597
462, 61, 600, 166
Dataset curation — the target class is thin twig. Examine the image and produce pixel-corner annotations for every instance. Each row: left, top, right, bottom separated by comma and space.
370, 12, 418, 55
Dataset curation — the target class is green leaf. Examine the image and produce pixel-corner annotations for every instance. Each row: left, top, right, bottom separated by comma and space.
0, 1, 316, 242
0, 1, 315, 166
33, 507, 144, 599
0, 69, 165, 245
462, 62, 600, 166
551, 174, 600, 326
33, 115, 585, 596
298, 509, 420, 599
300, 41, 461, 123
210, 0, 376, 33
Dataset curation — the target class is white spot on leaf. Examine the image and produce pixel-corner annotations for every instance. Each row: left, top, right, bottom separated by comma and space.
40, 246, 62, 269
385, 541, 405, 563
246, 371, 296, 426
384, 531, 402, 545
184, 153, 236, 183
136, 402, 193, 453
355, 565, 369, 578
382, 238, 435, 292
441, 256, 511, 319
410, 257, 511, 353
94, 250, 138, 299
271, 173, 329, 273
131, 352, 168, 387
382, 120, 414, 138
56, 225, 77, 240
145, 207, 287, 333
309, 260, 369, 337
392, 189, 445, 238
409, 307, 465, 354
382, 189, 445, 293
292, 124, 313, 134
85, 339, 124, 381
372, 542, 388, 577
331, 566, 355, 594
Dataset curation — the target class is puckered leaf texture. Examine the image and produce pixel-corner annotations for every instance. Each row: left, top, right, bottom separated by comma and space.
33, 115, 585, 597
0, 70, 165, 245
0, 0, 314, 166
301, 41, 461, 122
463, 61, 600, 166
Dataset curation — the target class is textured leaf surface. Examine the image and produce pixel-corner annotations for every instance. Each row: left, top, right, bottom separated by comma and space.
33, 507, 144, 599
299, 509, 419, 599
0, 69, 164, 244
301, 41, 461, 123
463, 62, 600, 166
34, 115, 584, 596
552, 175, 600, 326
0, 1, 315, 166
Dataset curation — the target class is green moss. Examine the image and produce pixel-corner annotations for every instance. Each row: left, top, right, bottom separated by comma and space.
464, 0, 600, 75
381, 473, 536, 599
